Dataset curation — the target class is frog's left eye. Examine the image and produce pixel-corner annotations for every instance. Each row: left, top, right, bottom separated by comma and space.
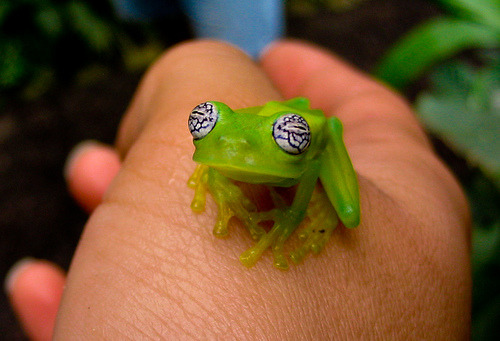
273, 113, 311, 154
188, 102, 219, 140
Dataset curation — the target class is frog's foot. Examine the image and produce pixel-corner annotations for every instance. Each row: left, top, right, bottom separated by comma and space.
290, 188, 339, 265
289, 221, 335, 265
240, 209, 300, 270
189, 166, 263, 238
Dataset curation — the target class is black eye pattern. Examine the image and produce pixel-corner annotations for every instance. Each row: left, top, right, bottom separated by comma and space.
273, 113, 311, 154
188, 102, 219, 140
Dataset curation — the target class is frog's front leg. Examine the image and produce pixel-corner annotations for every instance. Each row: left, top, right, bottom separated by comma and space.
188, 165, 265, 240
240, 161, 321, 270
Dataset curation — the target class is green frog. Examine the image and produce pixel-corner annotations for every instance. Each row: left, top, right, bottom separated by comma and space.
188, 98, 360, 270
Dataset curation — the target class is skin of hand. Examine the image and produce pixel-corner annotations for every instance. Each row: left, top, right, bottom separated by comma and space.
7, 39, 471, 340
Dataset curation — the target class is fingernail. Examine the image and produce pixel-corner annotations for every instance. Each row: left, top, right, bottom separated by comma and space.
4, 257, 35, 295
63, 140, 101, 180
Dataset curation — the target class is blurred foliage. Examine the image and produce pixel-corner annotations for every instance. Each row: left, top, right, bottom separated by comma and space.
374, 18, 498, 89
0, 0, 164, 102
374, 0, 499, 88
375, 0, 500, 339
470, 173, 500, 340
416, 59, 500, 338
416, 54, 500, 188
436, 0, 500, 32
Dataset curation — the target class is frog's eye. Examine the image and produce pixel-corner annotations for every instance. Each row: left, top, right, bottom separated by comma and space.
188, 102, 219, 140
273, 113, 311, 154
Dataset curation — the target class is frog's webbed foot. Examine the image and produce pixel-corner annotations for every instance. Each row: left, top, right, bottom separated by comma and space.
213, 185, 291, 241
240, 187, 338, 270
189, 166, 265, 239
240, 206, 302, 270
237, 187, 295, 269
214, 191, 266, 240
290, 187, 339, 265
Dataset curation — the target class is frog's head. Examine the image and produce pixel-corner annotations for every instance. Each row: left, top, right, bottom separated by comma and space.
188, 101, 326, 186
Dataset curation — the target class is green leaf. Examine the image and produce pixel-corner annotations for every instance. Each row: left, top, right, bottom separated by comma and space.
65, 1, 115, 54
374, 18, 499, 89
415, 57, 500, 188
0, 39, 27, 88
36, 7, 63, 38
435, 0, 500, 33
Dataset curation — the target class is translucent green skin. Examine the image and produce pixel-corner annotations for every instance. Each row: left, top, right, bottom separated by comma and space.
188, 98, 360, 270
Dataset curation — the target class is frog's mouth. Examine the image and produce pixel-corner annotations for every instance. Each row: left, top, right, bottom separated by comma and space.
215, 165, 299, 186
194, 157, 301, 187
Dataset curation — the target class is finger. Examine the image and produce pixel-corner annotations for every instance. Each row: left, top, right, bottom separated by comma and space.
5, 259, 65, 341
261, 40, 468, 221
64, 141, 121, 212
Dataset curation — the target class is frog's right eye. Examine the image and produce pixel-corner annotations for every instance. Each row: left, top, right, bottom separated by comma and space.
273, 113, 311, 155
188, 102, 219, 140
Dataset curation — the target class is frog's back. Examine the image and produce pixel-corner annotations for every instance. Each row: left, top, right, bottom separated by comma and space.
236, 97, 324, 118
282, 97, 310, 111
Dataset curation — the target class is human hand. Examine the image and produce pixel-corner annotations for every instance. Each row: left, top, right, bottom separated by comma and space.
7, 40, 471, 340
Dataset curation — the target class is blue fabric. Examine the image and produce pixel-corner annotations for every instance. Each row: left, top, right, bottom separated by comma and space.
110, 0, 284, 58
180, 0, 284, 58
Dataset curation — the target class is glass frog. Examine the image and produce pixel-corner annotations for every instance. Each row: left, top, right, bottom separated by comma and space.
187, 98, 360, 270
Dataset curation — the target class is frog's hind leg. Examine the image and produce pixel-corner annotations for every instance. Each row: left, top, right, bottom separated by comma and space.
290, 187, 339, 265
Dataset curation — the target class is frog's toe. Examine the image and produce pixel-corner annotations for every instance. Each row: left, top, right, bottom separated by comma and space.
273, 254, 289, 270
212, 205, 233, 238
239, 248, 264, 268
213, 221, 229, 238
239, 221, 283, 267
190, 199, 205, 213
310, 239, 324, 254
291, 226, 333, 264
289, 248, 306, 265
249, 226, 266, 241
290, 244, 311, 265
